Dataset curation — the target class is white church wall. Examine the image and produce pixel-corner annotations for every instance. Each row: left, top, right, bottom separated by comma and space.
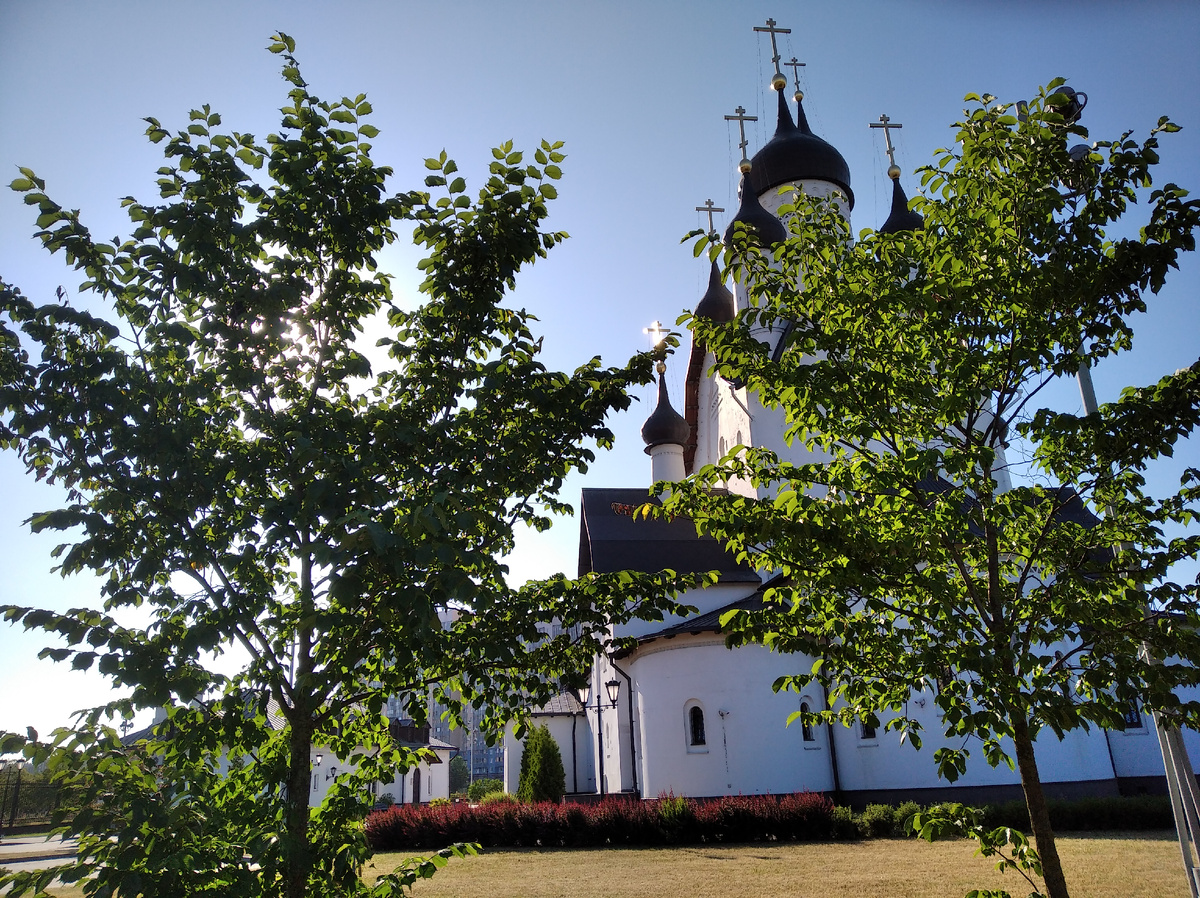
311, 746, 451, 808
627, 637, 834, 798
828, 691, 1118, 796
503, 714, 596, 796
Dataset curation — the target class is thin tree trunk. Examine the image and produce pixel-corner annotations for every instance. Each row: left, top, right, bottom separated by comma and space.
1011, 712, 1070, 898
284, 717, 314, 898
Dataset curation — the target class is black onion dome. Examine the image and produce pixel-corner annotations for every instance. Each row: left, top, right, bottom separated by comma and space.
723, 174, 787, 247
878, 177, 923, 234
748, 90, 854, 210
641, 373, 690, 451
694, 260, 735, 322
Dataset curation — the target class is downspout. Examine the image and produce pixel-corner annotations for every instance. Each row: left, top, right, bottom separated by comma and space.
820, 677, 842, 798
609, 657, 639, 797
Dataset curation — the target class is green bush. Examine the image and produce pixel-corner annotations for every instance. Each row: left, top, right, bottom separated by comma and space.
480, 791, 518, 806
428, 797, 451, 808
830, 805, 858, 840
468, 778, 504, 802
516, 724, 566, 804
893, 800, 922, 837
857, 803, 896, 838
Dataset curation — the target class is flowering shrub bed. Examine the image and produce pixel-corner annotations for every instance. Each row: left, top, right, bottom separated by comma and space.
365, 792, 836, 851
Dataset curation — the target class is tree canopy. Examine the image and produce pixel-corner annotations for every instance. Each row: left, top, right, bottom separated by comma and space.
666, 81, 1200, 898
0, 35, 695, 898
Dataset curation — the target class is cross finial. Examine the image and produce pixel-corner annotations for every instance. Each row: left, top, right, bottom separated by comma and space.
869, 114, 904, 179
785, 56, 806, 101
644, 320, 670, 374
724, 105, 758, 174
695, 199, 725, 236
753, 18, 792, 90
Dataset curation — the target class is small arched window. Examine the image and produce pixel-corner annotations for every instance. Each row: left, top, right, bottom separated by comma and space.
800, 701, 816, 742
689, 706, 706, 746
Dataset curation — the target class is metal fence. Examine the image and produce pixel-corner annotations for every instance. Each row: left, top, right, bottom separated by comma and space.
0, 767, 64, 831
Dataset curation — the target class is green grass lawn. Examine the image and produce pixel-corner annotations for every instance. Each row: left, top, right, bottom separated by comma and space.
20, 831, 1184, 897
368, 832, 1185, 898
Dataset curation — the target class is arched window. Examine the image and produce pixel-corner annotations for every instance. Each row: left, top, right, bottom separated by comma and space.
689, 706, 706, 746
799, 701, 816, 742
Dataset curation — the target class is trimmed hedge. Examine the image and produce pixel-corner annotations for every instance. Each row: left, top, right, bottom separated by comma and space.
365, 792, 835, 850
364, 792, 1175, 852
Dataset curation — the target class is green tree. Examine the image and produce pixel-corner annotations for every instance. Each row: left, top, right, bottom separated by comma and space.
466, 777, 503, 802
0, 35, 694, 898
448, 755, 469, 796
666, 82, 1200, 898
516, 724, 566, 804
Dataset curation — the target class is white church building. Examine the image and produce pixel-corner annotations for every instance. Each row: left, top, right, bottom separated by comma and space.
506, 28, 1196, 807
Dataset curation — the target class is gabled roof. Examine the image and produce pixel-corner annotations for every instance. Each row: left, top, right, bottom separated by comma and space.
612, 589, 768, 659
532, 692, 584, 717
578, 488, 757, 581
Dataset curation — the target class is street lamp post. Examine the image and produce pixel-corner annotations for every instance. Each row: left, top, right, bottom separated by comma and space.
1077, 361, 1200, 895
578, 677, 620, 796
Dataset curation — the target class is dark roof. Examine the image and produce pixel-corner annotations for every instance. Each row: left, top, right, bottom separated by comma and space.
878, 178, 923, 234
613, 589, 769, 659
641, 373, 690, 450
724, 173, 787, 247
578, 488, 758, 580
694, 260, 735, 323
532, 692, 584, 716
748, 91, 853, 210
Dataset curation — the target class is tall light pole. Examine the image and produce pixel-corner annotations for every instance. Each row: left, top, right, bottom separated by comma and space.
1077, 361, 1200, 895
578, 675, 620, 796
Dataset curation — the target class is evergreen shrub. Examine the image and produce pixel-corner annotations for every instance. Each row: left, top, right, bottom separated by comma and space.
516, 725, 566, 804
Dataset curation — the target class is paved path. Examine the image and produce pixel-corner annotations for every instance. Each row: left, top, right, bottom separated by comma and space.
0, 833, 79, 866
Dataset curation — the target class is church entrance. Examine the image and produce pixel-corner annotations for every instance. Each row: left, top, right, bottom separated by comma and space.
412, 768, 421, 805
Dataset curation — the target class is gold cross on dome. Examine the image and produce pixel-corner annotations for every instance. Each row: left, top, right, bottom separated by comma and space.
695, 199, 725, 236
643, 320, 669, 348
724, 105, 758, 172
753, 17, 791, 86
644, 320, 670, 373
869, 113, 904, 174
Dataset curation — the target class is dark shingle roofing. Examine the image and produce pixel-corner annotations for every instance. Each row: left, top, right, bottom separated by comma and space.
532, 692, 584, 716
578, 488, 758, 581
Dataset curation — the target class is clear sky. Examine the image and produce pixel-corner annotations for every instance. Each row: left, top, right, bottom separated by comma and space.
2, 1, 1198, 736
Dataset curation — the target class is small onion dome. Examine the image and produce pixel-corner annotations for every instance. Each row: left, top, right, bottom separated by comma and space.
723, 173, 787, 247
878, 178, 923, 234
694, 260, 735, 322
641, 372, 690, 452
748, 90, 854, 210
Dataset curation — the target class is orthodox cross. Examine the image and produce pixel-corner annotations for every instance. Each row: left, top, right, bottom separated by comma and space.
869, 113, 903, 177
785, 56, 806, 98
695, 199, 724, 236
753, 18, 791, 88
644, 320, 670, 373
724, 106, 758, 173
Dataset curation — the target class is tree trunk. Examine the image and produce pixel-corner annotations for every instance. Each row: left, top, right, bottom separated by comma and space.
283, 718, 314, 898
1011, 712, 1070, 898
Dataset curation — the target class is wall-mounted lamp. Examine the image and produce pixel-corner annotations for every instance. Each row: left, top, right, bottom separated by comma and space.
326, 765, 338, 782
315, 753, 323, 767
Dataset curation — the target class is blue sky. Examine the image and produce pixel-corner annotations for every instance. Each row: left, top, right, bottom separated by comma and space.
2, 1, 1198, 735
